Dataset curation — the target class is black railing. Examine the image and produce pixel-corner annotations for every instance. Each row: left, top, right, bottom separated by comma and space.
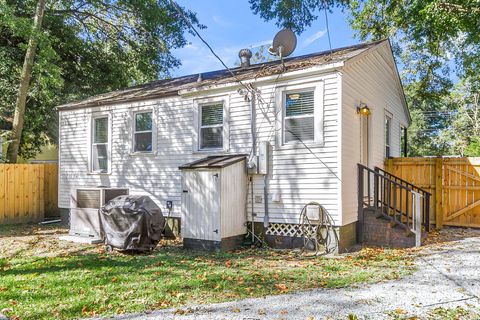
375, 166, 430, 231
358, 164, 431, 235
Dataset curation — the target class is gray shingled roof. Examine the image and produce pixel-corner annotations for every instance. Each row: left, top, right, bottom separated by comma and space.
57, 39, 386, 110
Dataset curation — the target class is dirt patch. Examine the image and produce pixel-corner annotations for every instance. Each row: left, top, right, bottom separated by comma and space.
0, 224, 98, 259
423, 227, 480, 246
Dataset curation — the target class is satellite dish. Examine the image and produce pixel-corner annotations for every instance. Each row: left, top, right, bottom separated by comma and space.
268, 29, 297, 58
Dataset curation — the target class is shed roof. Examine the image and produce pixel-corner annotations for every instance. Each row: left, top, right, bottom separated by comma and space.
58, 39, 388, 110
179, 155, 246, 170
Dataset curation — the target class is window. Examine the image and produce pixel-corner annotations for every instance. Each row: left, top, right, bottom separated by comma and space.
92, 116, 109, 173
284, 90, 315, 143
199, 103, 223, 150
400, 125, 407, 157
385, 115, 392, 158
133, 111, 153, 152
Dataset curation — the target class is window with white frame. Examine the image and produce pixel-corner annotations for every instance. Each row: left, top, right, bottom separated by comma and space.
92, 116, 109, 173
400, 125, 407, 157
199, 103, 223, 150
133, 111, 153, 152
284, 90, 315, 143
385, 114, 392, 158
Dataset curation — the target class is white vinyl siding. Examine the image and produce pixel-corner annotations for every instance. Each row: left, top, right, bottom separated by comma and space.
133, 111, 153, 153
341, 42, 410, 226
59, 71, 340, 225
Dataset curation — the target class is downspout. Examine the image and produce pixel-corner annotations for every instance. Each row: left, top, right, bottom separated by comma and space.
248, 90, 256, 168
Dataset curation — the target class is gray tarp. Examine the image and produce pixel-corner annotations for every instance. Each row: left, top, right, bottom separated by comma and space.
99, 195, 165, 251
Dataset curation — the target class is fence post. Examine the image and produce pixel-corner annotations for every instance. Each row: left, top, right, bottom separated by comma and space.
435, 157, 443, 229
414, 192, 422, 247
385, 158, 393, 173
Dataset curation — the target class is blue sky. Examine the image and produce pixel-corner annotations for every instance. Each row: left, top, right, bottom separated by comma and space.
172, 1, 357, 77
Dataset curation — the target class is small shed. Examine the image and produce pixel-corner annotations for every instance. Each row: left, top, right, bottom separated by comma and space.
179, 155, 247, 250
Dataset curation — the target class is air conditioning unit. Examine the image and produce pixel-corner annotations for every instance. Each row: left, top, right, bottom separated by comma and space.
69, 187, 129, 238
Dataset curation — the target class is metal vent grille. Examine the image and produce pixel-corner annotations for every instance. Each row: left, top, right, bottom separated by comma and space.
76, 190, 100, 208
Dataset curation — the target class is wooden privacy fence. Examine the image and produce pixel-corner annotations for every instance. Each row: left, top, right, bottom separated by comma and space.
0, 164, 58, 225
385, 157, 480, 229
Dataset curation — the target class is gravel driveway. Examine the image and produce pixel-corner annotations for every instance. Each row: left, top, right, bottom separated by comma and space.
107, 231, 480, 320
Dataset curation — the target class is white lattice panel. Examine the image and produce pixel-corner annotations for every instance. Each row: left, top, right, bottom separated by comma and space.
266, 223, 318, 237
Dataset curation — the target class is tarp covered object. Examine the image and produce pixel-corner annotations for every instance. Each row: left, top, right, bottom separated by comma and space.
100, 195, 164, 251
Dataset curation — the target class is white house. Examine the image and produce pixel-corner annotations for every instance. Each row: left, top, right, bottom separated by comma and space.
57, 39, 410, 251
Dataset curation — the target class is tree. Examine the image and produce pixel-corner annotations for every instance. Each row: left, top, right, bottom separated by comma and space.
248, 0, 480, 156
0, 0, 201, 161
6, 0, 46, 163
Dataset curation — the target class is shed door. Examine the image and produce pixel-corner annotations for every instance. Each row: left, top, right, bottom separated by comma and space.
181, 170, 221, 241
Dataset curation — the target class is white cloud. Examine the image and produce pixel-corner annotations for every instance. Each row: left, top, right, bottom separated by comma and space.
301, 30, 327, 48
212, 15, 233, 27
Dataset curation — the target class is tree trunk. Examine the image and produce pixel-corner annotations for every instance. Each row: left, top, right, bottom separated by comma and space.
6, 0, 47, 163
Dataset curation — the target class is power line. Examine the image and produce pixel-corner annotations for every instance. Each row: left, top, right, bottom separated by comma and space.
169, 0, 252, 92
169, 1, 342, 182
323, 1, 332, 51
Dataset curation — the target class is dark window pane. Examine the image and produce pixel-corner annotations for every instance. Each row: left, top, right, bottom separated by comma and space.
93, 144, 108, 172
135, 112, 152, 132
201, 104, 223, 126
200, 127, 223, 149
385, 117, 391, 145
285, 91, 314, 117
285, 117, 314, 142
135, 132, 153, 152
94, 117, 108, 143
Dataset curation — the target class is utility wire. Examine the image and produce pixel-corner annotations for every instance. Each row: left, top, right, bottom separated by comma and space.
323, 1, 332, 51
286, 129, 341, 182
169, 0, 252, 92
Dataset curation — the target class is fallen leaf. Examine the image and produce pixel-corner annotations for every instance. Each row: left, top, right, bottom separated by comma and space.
395, 308, 407, 314
274, 283, 288, 292
225, 260, 232, 268
232, 307, 241, 313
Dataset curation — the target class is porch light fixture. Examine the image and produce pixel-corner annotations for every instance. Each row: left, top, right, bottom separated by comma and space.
356, 104, 371, 116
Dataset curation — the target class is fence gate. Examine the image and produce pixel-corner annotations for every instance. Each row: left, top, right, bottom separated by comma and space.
385, 157, 480, 229
442, 158, 480, 228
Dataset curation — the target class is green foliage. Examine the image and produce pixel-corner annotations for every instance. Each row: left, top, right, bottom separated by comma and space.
249, 0, 480, 156
0, 0, 201, 159
464, 137, 480, 157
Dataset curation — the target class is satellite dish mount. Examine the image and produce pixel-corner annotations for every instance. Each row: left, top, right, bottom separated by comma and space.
268, 29, 297, 59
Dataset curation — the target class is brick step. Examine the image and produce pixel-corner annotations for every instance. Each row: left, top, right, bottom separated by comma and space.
361, 207, 425, 248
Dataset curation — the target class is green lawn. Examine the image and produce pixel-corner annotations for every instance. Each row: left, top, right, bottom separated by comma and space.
0, 224, 415, 320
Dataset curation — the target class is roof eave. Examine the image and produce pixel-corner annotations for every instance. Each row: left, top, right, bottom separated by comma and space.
178, 61, 345, 97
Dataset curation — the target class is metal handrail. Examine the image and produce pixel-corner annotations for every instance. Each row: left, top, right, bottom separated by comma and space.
358, 163, 431, 241
375, 167, 431, 195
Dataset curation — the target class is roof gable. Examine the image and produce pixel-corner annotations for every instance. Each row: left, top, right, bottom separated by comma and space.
344, 39, 411, 124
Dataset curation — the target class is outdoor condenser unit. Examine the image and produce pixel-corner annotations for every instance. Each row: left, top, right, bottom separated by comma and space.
69, 187, 129, 238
